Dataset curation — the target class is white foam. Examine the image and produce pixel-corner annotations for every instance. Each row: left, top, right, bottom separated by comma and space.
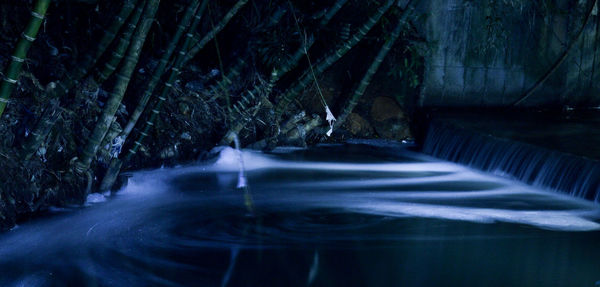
347, 201, 600, 232
210, 147, 276, 171
85, 193, 107, 204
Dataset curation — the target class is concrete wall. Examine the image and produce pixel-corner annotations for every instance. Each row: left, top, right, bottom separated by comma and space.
418, 0, 600, 107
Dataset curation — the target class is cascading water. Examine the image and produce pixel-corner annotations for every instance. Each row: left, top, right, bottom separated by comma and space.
423, 120, 600, 203
1, 142, 599, 286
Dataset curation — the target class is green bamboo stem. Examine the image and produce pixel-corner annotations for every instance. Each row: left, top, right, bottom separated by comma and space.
21, 100, 60, 160
94, 3, 146, 84
0, 0, 51, 117
272, 0, 346, 80
97, 118, 122, 160
100, 0, 207, 191
334, 2, 413, 131
179, 0, 249, 66
218, 0, 348, 145
274, 0, 395, 119
55, 0, 138, 95
75, 0, 160, 173
218, 87, 261, 145
20, 1, 139, 161
320, 0, 347, 26
207, 58, 246, 101
119, 0, 202, 142
273, 0, 347, 85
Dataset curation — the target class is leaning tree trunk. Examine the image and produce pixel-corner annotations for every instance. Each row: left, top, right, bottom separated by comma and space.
279, 0, 348, 78
94, 3, 146, 85
74, 0, 160, 173
273, 0, 396, 120
0, 0, 51, 117
218, 0, 348, 145
21, 0, 140, 160
54, 0, 138, 96
334, 1, 415, 130
119, 0, 203, 143
99, 0, 209, 191
178, 0, 249, 67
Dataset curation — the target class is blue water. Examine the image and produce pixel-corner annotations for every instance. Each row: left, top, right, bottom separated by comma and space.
1, 142, 599, 286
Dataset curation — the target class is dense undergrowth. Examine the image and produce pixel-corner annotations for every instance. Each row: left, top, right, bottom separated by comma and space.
0, 0, 423, 229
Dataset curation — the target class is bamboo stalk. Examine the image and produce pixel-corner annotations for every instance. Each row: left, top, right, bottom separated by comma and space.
21, 1, 139, 160
179, 0, 249, 66
55, 0, 138, 96
0, 0, 51, 117
218, 0, 348, 145
94, 3, 146, 84
274, 0, 396, 120
119, 0, 202, 142
74, 0, 160, 173
273, 0, 347, 86
335, 2, 414, 131
208, 57, 247, 101
21, 100, 60, 160
100, 0, 208, 191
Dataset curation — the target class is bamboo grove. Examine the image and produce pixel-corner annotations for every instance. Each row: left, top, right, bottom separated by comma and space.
0, 0, 422, 228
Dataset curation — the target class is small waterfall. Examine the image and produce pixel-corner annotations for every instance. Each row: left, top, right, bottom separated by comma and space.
423, 121, 600, 203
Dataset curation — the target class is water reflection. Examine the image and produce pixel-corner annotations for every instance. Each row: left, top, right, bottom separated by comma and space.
0, 143, 599, 286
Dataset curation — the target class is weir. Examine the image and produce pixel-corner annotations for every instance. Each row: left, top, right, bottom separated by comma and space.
423, 118, 600, 203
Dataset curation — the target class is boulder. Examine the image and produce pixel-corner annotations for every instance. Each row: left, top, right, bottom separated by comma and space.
343, 113, 374, 137
370, 97, 410, 140
370, 96, 404, 122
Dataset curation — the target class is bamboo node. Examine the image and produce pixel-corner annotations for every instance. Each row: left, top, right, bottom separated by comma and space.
115, 73, 130, 81
3, 77, 18, 84
21, 32, 36, 42
30, 11, 45, 20
11, 56, 25, 63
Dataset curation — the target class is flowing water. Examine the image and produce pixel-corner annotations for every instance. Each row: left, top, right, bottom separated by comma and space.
1, 141, 600, 287
423, 121, 600, 202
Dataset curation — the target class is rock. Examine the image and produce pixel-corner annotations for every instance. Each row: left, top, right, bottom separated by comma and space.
343, 113, 373, 137
370, 97, 410, 140
370, 97, 404, 122
373, 120, 411, 140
